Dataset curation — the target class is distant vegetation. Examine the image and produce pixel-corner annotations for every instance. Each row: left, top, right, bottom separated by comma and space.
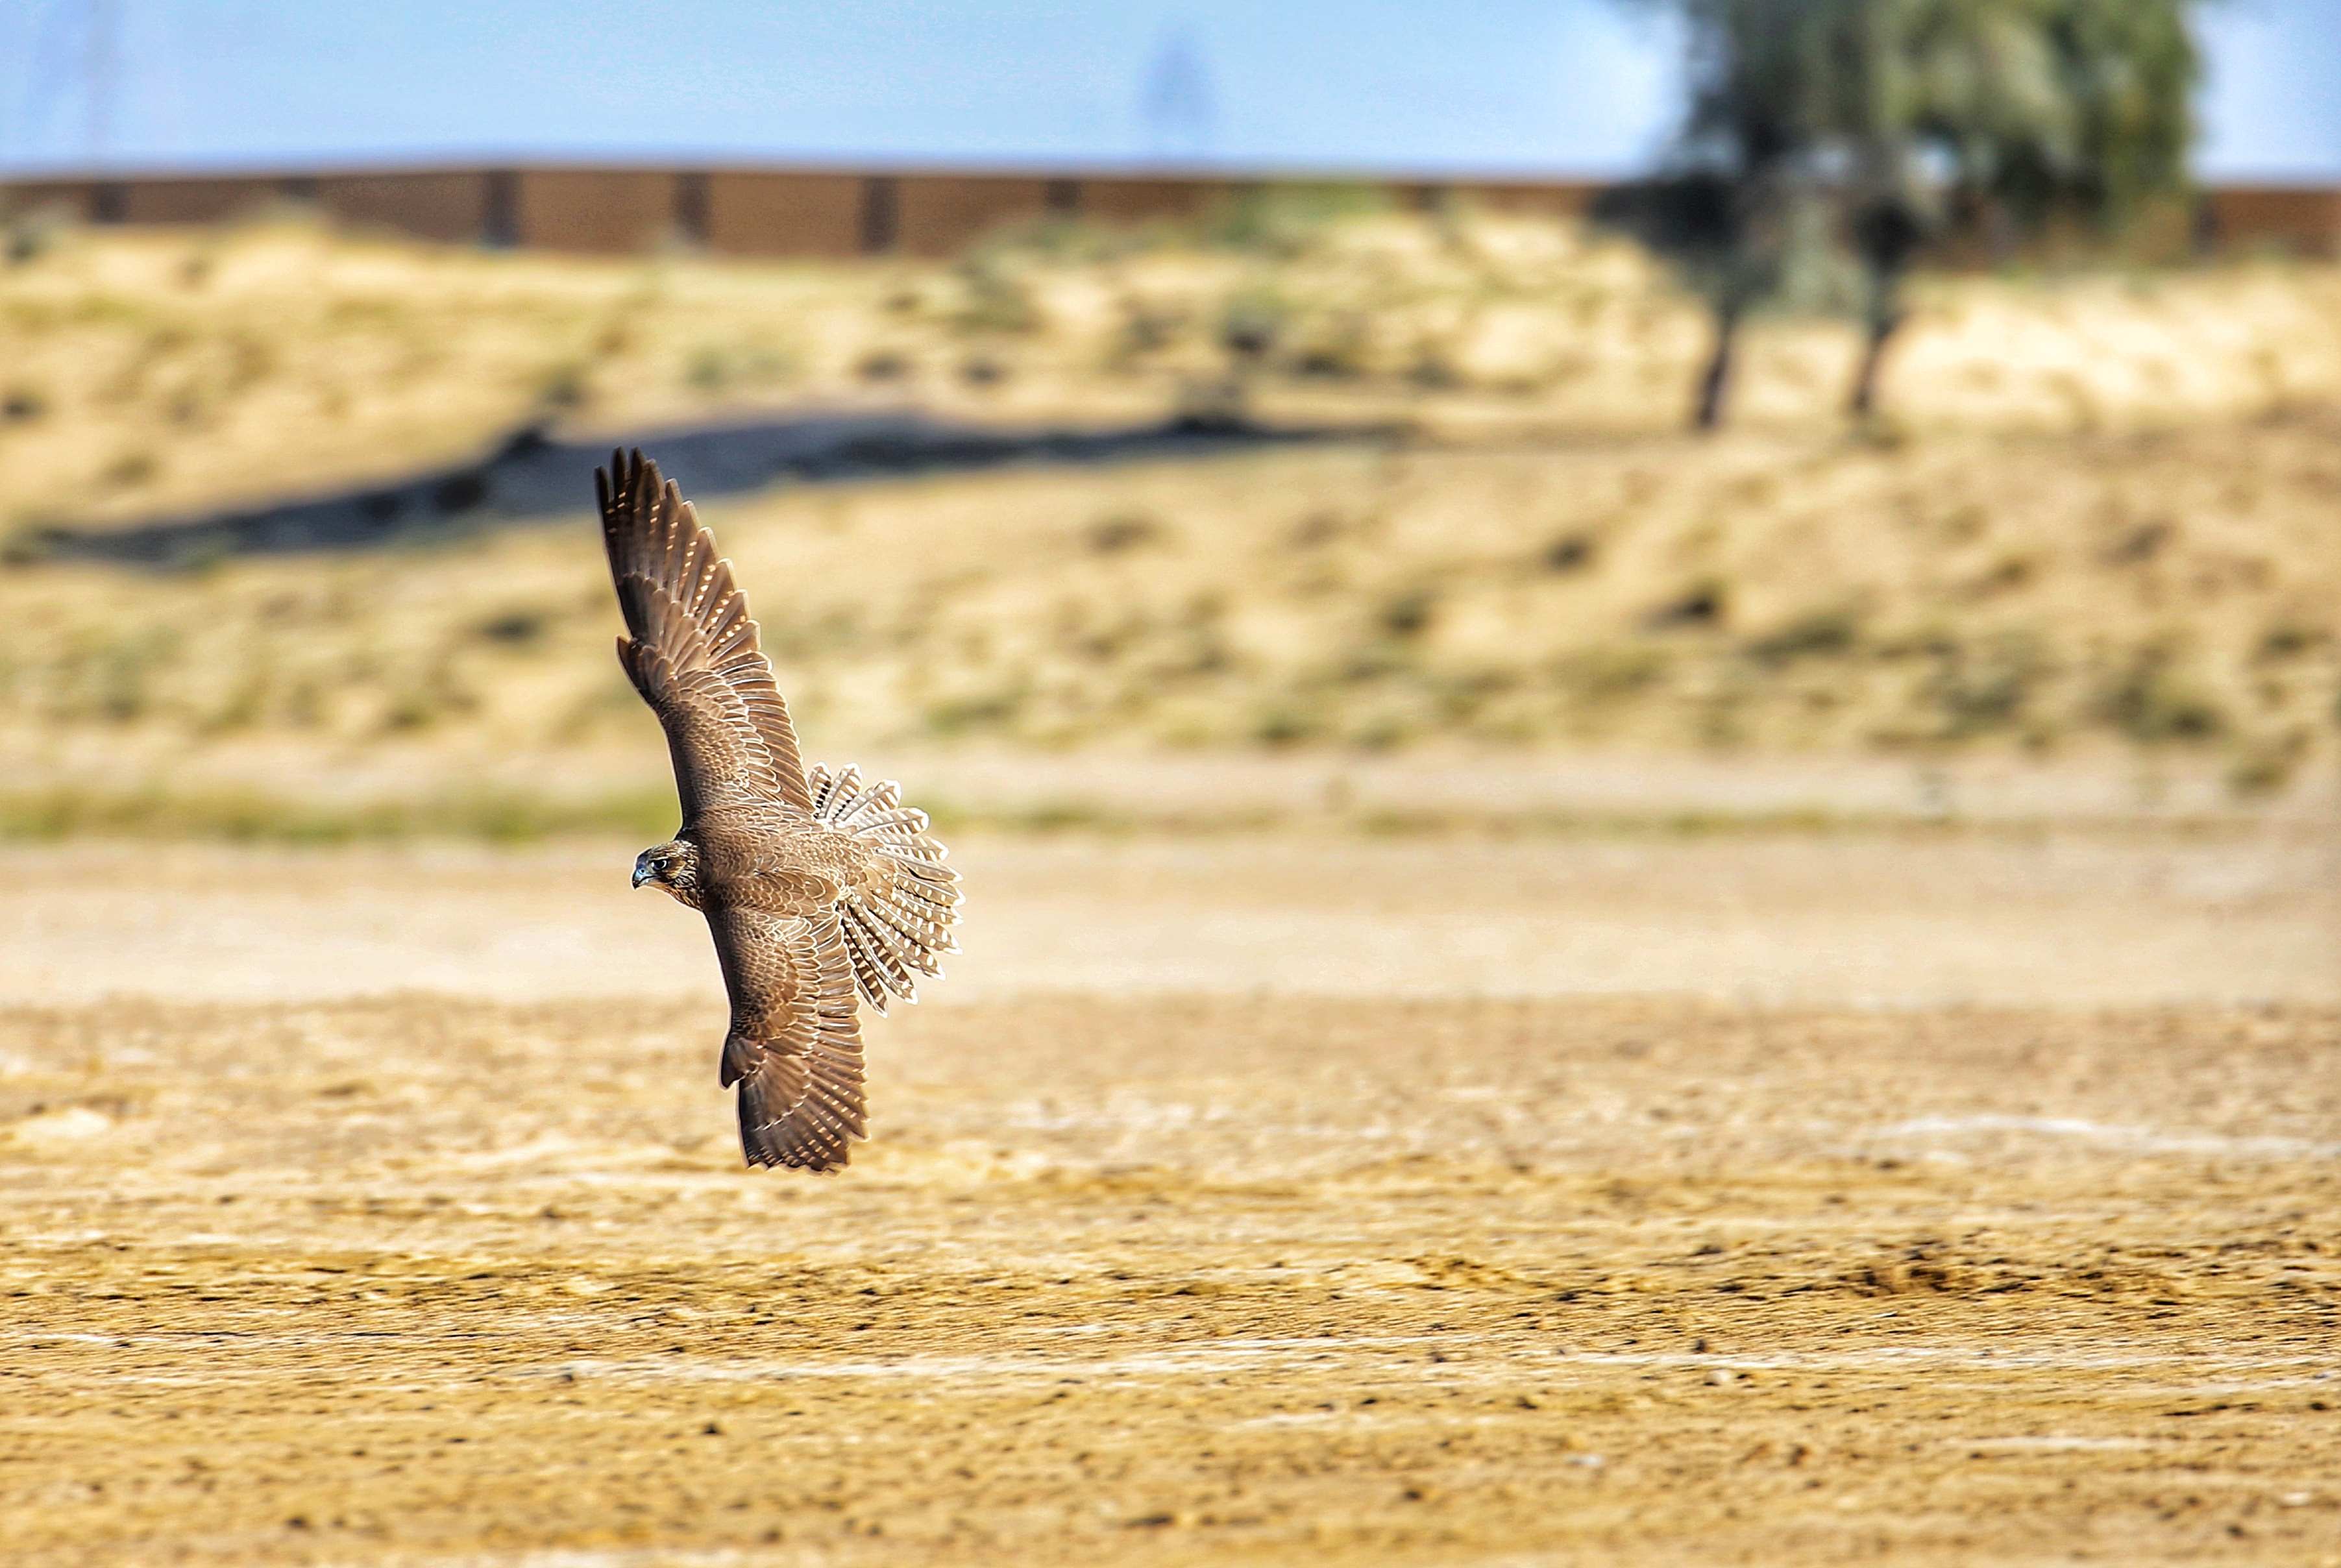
1613, 0, 2202, 428
0, 212, 2335, 827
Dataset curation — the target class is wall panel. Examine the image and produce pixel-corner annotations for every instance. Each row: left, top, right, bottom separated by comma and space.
704, 171, 866, 258
314, 171, 491, 245
514, 169, 678, 254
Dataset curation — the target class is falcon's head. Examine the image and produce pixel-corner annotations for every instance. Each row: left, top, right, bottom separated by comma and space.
631, 839, 701, 903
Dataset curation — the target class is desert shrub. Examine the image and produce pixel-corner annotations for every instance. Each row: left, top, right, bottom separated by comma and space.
2097, 643, 2224, 744
923, 680, 1029, 737
535, 361, 590, 411
1923, 633, 2044, 739
1286, 312, 1373, 379
1205, 184, 1391, 256
950, 259, 1040, 334
1086, 513, 1164, 554
1747, 607, 1860, 667
1218, 288, 1289, 361
1553, 646, 1672, 705
2226, 729, 2309, 797
4, 204, 72, 265
2256, 620, 2325, 662
49, 630, 180, 725
1645, 579, 1730, 630
685, 346, 731, 392
378, 653, 480, 733
474, 608, 548, 647
1542, 533, 1597, 573
1114, 300, 1188, 360
1406, 345, 1462, 389
1378, 589, 1438, 640
1250, 700, 1325, 746
101, 449, 159, 488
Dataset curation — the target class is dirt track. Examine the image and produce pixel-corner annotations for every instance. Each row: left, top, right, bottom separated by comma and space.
2, 834, 2337, 1565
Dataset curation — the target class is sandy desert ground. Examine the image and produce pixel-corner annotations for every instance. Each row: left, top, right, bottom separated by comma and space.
3, 826, 2336, 1566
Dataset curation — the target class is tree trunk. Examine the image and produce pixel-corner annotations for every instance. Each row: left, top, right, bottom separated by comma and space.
1848, 246, 1909, 423
1693, 305, 1739, 432
1848, 308, 1902, 420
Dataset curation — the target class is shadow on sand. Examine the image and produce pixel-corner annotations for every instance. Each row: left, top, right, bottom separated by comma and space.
25, 410, 1382, 568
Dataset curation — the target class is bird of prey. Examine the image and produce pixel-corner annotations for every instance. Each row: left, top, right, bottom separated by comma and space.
598, 450, 961, 1172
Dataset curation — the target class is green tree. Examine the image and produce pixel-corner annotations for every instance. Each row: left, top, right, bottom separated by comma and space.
1605, 0, 2202, 430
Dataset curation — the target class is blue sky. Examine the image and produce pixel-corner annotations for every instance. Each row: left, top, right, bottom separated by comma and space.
4, 0, 2336, 180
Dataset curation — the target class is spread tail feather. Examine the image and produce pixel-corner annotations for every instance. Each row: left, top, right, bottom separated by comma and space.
811, 763, 961, 1014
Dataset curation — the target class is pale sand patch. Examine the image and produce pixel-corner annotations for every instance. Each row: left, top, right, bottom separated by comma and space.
0, 826, 2329, 1009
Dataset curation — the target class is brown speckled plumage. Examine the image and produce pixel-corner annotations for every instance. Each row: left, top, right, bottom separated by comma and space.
599, 450, 961, 1172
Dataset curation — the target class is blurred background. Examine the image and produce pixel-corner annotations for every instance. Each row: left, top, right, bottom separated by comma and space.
5, 8, 2340, 1562
0, 0, 2335, 846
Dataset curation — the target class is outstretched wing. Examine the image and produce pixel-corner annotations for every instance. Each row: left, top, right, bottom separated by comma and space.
710, 905, 867, 1172
597, 448, 811, 816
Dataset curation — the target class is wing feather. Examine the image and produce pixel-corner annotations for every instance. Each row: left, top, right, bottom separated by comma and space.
709, 905, 866, 1173
598, 449, 811, 816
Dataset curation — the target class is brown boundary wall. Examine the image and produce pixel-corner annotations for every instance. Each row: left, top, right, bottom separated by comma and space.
2201, 184, 2341, 259
513, 169, 678, 254
702, 171, 865, 258
313, 170, 496, 245
2, 164, 2335, 262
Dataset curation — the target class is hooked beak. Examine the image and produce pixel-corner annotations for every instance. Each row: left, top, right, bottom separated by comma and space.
631, 861, 654, 888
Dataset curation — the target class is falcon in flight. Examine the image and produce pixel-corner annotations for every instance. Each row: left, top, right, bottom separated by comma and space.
599, 450, 961, 1172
